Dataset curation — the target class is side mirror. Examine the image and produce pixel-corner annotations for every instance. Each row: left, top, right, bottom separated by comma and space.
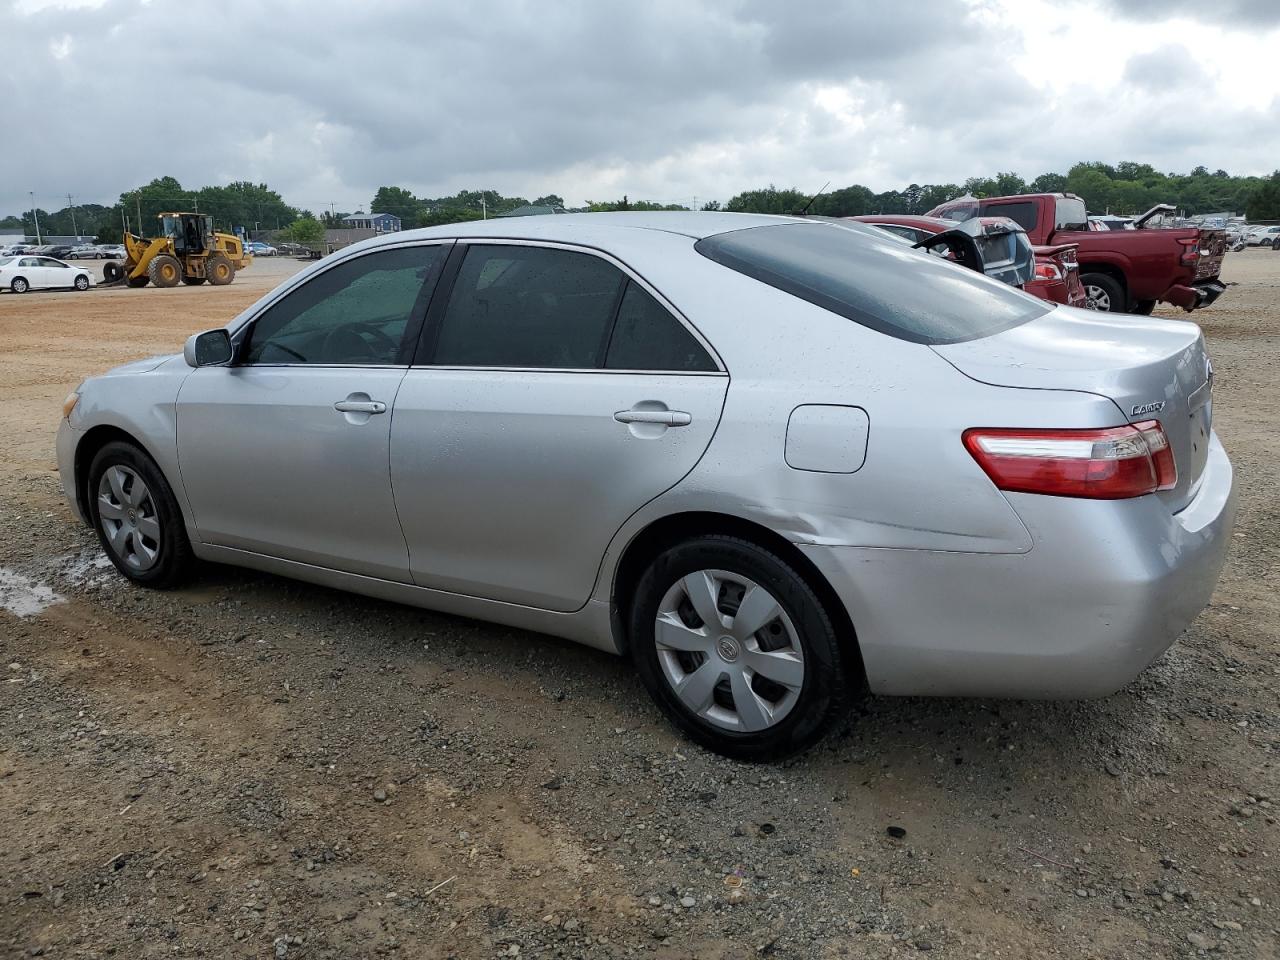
184, 329, 233, 367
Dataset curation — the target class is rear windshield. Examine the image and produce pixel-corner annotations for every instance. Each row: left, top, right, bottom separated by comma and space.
694, 222, 1049, 345
981, 200, 1037, 232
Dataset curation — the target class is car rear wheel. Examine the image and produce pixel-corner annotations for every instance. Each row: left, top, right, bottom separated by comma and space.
1131, 299, 1156, 315
88, 441, 193, 589
74, 274, 90, 291
10, 276, 29, 293
629, 535, 852, 760
1081, 273, 1125, 313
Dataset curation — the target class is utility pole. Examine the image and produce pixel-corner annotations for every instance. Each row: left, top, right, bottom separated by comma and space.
481, 197, 487, 220
121, 204, 127, 238
135, 193, 143, 239
66, 194, 78, 237
29, 192, 42, 244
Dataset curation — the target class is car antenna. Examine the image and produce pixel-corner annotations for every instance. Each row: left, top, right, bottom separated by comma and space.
795, 181, 831, 217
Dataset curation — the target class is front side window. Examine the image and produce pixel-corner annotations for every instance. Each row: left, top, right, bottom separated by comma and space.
245, 245, 443, 365
605, 281, 715, 372
432, 245, 624, 368
1054, 197, 1089, 231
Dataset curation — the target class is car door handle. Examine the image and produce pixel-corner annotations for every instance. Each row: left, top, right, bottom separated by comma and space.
334, 399, 386, 414
614, 409, 692, 427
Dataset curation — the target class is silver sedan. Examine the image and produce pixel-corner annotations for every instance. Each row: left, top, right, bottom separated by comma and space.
56, 213, 1235, 759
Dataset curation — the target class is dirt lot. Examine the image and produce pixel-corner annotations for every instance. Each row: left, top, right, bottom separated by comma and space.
1, 252, 1277, 959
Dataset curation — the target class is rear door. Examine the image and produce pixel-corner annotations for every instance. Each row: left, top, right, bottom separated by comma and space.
390, 241, 729, 612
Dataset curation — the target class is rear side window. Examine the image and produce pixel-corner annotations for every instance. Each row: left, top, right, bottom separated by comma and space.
980, 201, 1037, 232
1054, 197, 1088, 231
605, 281, 716, 372
695, 223, 1048, 345
433, 245, 624, 368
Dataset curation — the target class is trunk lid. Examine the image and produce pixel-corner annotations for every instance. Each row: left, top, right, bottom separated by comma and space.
933, 308, 1213, 512
1190, 227, 1226, 280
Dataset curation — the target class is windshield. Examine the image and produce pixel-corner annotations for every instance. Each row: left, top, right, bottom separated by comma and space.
0, 257, 14, 267
695, 222, 1049, 345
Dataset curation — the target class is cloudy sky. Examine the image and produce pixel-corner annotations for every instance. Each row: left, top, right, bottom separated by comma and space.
2, 0, 1278, 216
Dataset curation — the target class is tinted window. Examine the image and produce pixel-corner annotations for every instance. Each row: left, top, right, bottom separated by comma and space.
246, 245, 441, 365
605, 281, 715, 372
981, 201, 1037, 232
872, 224, 925, 243
695, 222, 1049, 345
433, 245, 624, 368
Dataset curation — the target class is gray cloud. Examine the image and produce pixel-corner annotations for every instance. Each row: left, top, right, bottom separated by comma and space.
1104, 0, 1280, 26
0, 0, 1277, 220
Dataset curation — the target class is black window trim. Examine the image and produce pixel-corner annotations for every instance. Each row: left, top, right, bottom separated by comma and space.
228, 239, 455, 368
409, 238, 726, 375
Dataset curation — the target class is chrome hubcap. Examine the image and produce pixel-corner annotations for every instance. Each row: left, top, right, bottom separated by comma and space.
655, 569, 805, 733
97, 465, 160, 571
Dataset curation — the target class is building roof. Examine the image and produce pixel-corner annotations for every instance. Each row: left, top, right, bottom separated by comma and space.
342, 212, 399, 222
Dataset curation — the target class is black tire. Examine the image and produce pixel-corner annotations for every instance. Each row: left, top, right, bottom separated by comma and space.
1131, 299, 1156, 315
629, 535, 853, 761
10, 276, 29, 293
74, 274, 90, 291
103, 261, 125, 283
181, 276, 207, 285
148, 254, 182, 288
127, 276, 149, 288
1081, 272, 1126, 312
87, 441, 193, 589
1273, 237, 1280, 251
206, 254, 235, 286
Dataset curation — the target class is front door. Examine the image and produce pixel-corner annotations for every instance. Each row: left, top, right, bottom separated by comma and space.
391, 242, 729, 611
176, 242, 449, 581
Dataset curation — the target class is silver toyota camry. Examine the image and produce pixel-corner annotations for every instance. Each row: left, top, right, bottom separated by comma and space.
56, 212, 1235, 759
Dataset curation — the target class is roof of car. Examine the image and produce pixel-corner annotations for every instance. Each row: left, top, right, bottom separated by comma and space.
367, 211, 807, 247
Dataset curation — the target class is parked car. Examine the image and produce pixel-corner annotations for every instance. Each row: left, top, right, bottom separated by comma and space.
67, 244, 107, 259
926, 193, 1226, 314
850, 214, 1087, 308
1245, 225, 1280, 246
247, 241, 277, 256
98, 245, 126, 260
0, 255, 94, 292
33, 244, 75, 259
56, 213, 1234, 759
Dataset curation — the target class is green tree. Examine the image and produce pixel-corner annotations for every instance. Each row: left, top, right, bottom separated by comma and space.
0, 214, 22, 230
533, 194, 565, 208
371, 186, 422, 226
282, 217, 325, 245
724, 186, 809, 214
1030, 172, 1068, 193
1247, 171, 1280, 220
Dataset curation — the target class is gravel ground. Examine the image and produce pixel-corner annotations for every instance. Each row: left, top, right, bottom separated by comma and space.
1, 251, 1277, 959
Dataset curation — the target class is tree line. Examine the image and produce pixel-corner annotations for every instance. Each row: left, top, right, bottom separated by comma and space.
6, 163, 1279, 241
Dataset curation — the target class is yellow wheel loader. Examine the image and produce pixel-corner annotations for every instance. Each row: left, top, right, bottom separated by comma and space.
103, 212, 252, 288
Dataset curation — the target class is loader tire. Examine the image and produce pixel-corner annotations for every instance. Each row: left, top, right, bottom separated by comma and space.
181, 276, 207, 285
127, 276, 150, 288
103, 261, 125, 283
148, 254, 182, 288
206, 254, 235, 286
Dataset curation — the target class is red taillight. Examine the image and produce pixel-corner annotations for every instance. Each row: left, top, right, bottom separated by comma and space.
1177, 237, 1200, 265
1034, 261, 1063, 281
963, 420, 1177, 499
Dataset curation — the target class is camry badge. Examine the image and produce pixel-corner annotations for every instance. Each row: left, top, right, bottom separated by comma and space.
1131, 400, 1165, 416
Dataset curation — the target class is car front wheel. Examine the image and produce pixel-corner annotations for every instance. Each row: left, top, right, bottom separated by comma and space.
629, 535, 853, 760
88, 441, 193, 588
74, 274, 90, 291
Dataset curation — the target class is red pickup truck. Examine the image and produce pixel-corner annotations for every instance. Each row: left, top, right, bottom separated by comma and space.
925, 193, 1226, 314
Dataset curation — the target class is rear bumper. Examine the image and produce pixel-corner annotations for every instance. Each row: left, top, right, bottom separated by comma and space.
1162, 279, 1226, 311
801, 433, 1235, 699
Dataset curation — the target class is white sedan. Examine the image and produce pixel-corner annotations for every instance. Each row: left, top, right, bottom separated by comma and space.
0, 255, 94, 293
